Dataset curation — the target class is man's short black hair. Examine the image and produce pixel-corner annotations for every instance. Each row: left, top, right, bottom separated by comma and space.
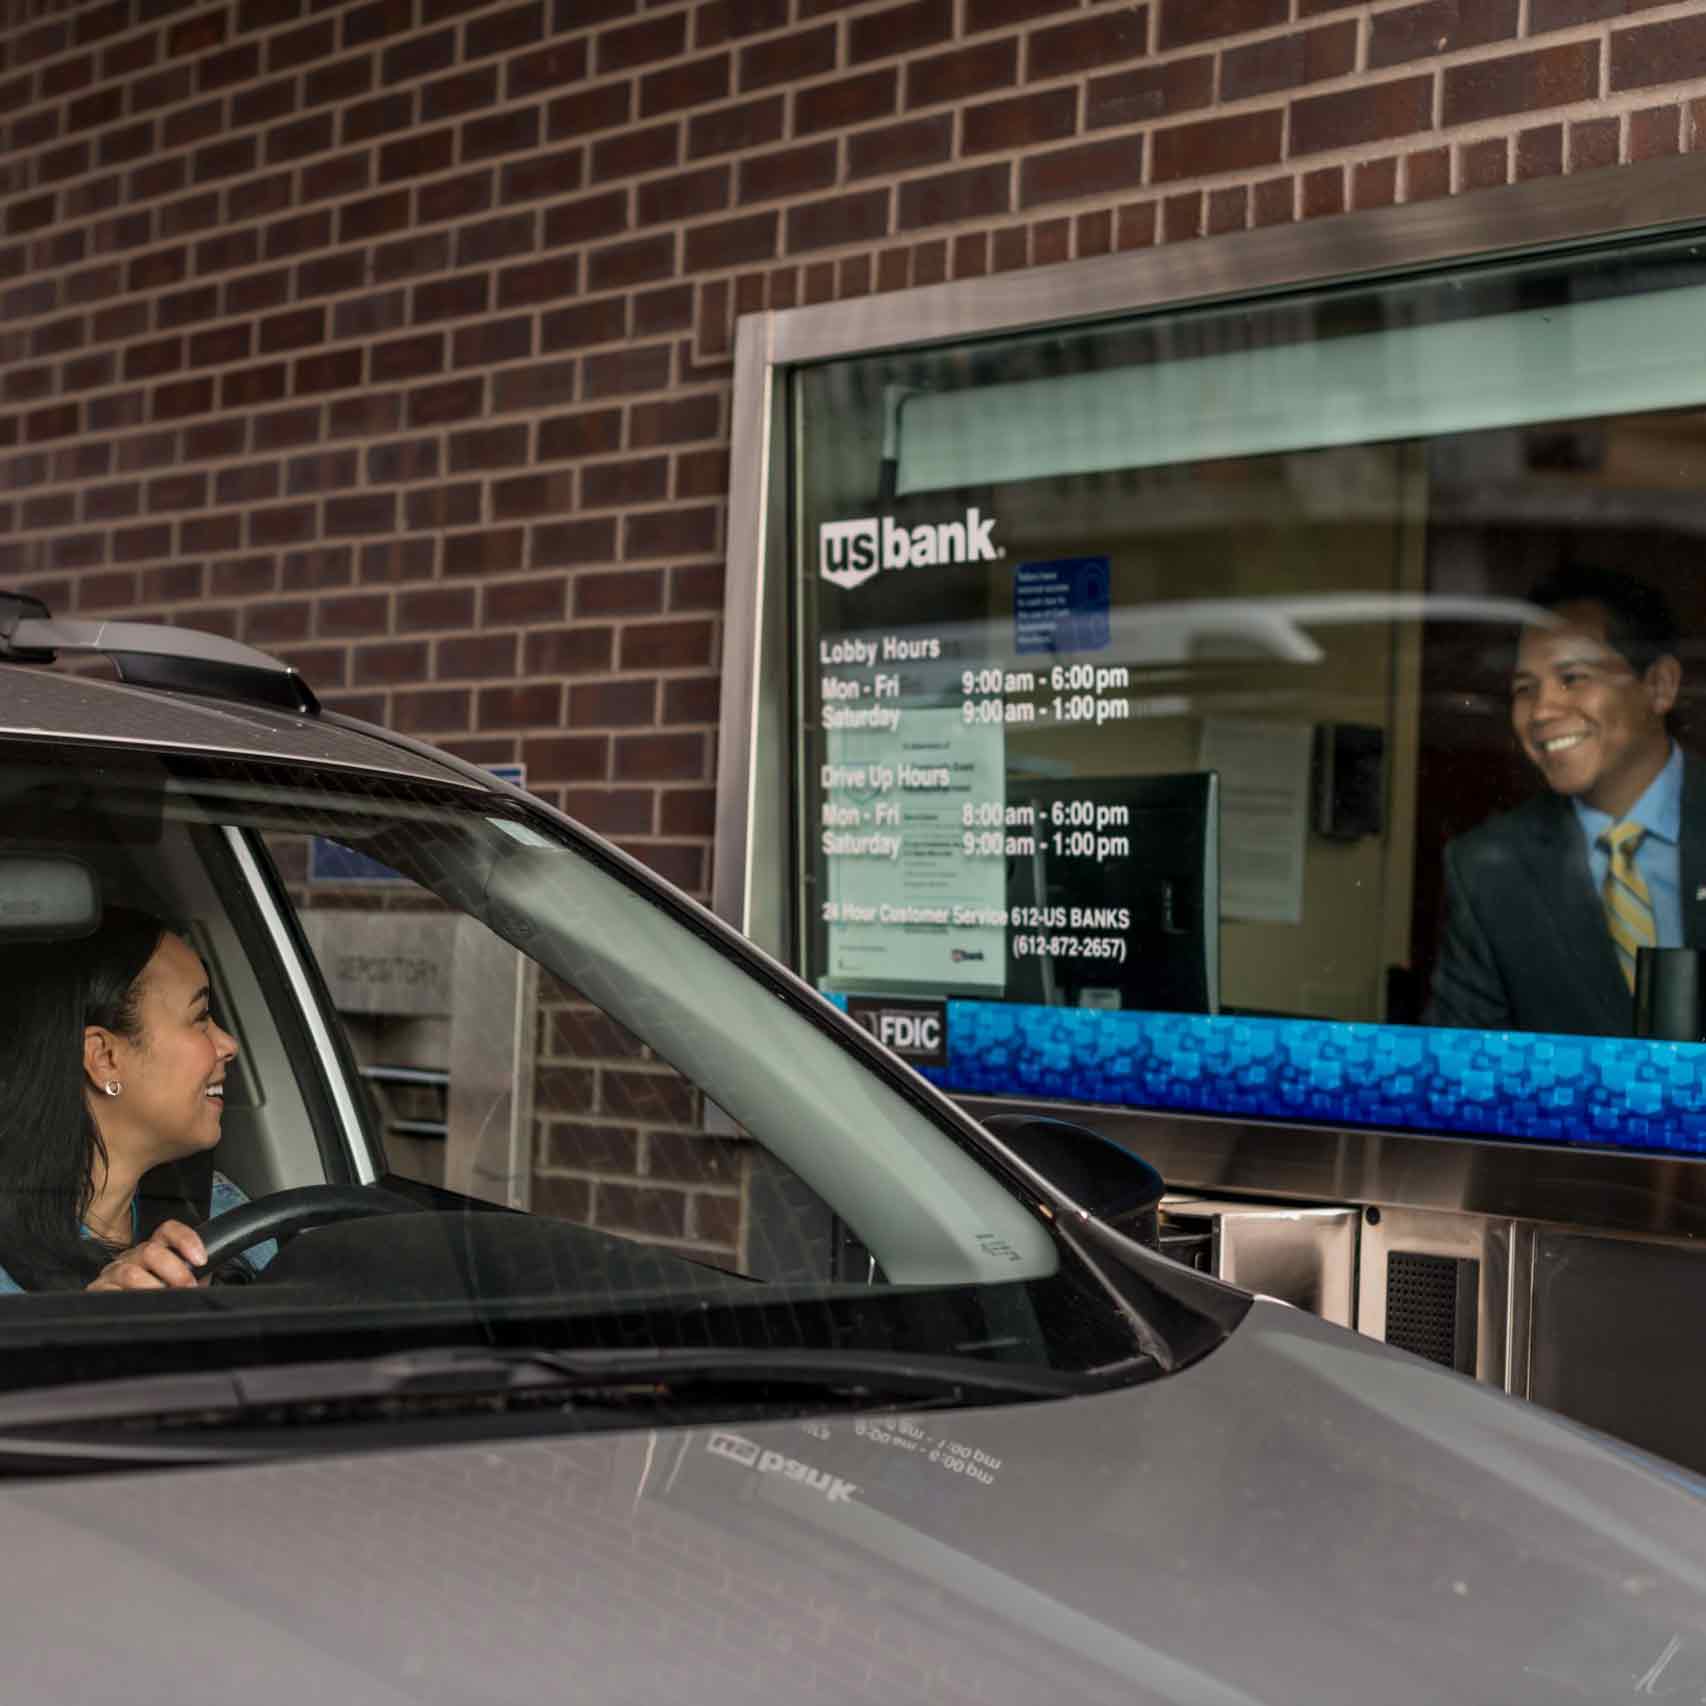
1525, 564, 1680, 677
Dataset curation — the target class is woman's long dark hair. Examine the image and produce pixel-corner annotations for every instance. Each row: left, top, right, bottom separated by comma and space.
0, 906, 169, 1290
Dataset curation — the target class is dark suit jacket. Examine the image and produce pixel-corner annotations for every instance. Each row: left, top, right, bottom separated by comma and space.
1424, 754, 1706, 1035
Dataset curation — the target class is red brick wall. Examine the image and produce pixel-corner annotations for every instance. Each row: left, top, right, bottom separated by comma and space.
6, 0, 1706, 899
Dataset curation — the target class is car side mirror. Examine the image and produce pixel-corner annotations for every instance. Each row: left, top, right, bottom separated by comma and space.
979, 1114, 1164, 1249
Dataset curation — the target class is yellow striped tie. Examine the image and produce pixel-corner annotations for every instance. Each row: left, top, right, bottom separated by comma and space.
1601, 821, 1656, 993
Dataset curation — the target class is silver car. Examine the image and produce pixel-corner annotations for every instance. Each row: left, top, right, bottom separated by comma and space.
0, 598, 1701, 1705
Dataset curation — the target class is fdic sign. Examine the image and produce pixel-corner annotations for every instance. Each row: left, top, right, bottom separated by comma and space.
819, 508, 1001, 591
846, 997, 948, 1068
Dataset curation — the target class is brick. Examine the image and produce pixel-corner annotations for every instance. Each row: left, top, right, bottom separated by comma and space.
898, 164, 1009, 229
334, 288, 409, 338
739, 141, 837, 204
570, 679, 656, 726
407, 377, 484, 426
1612, 18, 1706, 94
904, 38, 1016, 111
260, 306, 326, 355
293, 349, 364, 394
484, 575, 566, 625
1022, 136, 1147, 206
625, 505, 717, 559
1569, 116, 1620, 172
638, 164, 731, 226
544, 190, 629, 246
442, 527, 527, 576
457, 213, 535, 269
464, 107, 542, 164
847, 114, 952, 180
265, 210, 333, 262
1370, 1, 1518, 69
152, 377, 215, 421
365, 435, 441, 483
1300, 165, 1344, 219
268, 113, 334, 166
380, 128, 456, 183
583, 456, 669, 508
589, 233, 678, 290
1158, 0, 1285, 50
345, 0, 414, 46
541, 296, 627, 352
1292, 74, 1435, 155
613, 731, 704, 781
250, 504, 317, 548
845, 0, 946, 62
684, 210, 776, 272
640, 52, 731, 118
215, 464, 282, 505
523, 626, 614, 675
494, 359, 577, 412
397, 583, 476, 630
508, 35, 590, 99
469, 0, 544, 55
966, 0, 1073, 25
786, 189, 890, 253
688, 94, 784, 159
740, 25, 836, 91
420, 170, 498, 226
573, 567, 664, 617
346, 93, 415, 145
339, 191, 411, 243
629, 394, 720, 447
1030, 10, 1148, 80
1351, 158, 1398, 209
536, 408, 622, 461
658, 779, 716, 828
598, 1070, 696, 1126
532, 1175, 592, 1223
287, 450, 360, 495
479, 682, 562, 728
353, 640, 429, 685
1405, 145, 1451, 200
1224, 23, 1356, 101
1444, 44, 1598, 126
532, 518, 619, 565
439, 632, 517, 677
964, 90, 1076, 155
620, 618, 711, 669
422, 66, 499, 123
498, 147, 584, 208
1631, 104, 1681, 161
1459, 137, 1509, 191
591, 121, 680, 182
302, 152, 372, 205
453, 317, 533, 368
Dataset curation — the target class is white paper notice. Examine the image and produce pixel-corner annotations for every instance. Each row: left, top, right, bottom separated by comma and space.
823, 708, 1006, 989
1198, 717, 1311, 925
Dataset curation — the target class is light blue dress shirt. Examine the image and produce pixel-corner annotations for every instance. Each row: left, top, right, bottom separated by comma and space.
0, 1171, 276, 1294
1571, 741, 1684, 948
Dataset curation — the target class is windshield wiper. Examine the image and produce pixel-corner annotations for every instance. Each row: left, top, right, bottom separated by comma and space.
0, 1346, 1099, 1474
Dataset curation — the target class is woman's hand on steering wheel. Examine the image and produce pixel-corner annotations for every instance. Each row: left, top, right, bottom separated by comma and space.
86, 1220, 207, 1291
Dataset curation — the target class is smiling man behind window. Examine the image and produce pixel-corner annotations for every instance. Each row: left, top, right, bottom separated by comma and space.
1425, 565, 1700, 1035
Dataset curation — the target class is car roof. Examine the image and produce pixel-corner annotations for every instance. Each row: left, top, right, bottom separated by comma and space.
0, 663, 477, 788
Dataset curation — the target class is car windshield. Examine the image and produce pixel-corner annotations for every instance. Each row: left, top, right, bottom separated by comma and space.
0, 737, 1171, 1427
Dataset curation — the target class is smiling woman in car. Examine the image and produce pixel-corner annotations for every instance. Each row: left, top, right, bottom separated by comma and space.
0, 905, 267, 1294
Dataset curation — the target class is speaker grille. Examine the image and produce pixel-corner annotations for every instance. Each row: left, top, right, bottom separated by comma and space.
1386, 1251, 1478, 1374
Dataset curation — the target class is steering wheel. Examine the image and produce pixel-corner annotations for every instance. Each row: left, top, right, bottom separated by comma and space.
194, 1183, 426, 1274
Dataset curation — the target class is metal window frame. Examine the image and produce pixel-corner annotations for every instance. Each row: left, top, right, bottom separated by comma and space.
711, 152, 1706, 1238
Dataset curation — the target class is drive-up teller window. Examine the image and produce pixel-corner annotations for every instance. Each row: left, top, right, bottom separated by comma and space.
784, 228, 1706, 1162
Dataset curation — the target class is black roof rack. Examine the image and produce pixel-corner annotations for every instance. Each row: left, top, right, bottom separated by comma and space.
0, 593, 320, 717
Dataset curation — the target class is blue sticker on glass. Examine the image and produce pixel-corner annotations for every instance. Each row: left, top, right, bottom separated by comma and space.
1014, 557, 1110, 655
826, 992, 1706, 1161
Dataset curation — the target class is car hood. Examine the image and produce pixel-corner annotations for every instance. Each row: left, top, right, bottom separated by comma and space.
2, 1301, 1703, 1705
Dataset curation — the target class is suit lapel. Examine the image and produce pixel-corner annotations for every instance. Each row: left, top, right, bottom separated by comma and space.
1516, 792, 1632, 1032
1678, 753, 1706, 950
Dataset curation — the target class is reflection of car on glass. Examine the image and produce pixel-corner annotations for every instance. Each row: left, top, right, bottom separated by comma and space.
0, 594, 1701, 1705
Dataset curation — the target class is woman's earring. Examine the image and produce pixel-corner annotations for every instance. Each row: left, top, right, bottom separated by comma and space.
103, 1080, 122, 1098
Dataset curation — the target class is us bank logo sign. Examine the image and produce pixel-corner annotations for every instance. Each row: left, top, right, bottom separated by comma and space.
819, 508, 1002, 591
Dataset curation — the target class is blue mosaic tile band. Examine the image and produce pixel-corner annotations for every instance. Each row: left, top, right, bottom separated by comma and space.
833, 996, 1706, 1157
